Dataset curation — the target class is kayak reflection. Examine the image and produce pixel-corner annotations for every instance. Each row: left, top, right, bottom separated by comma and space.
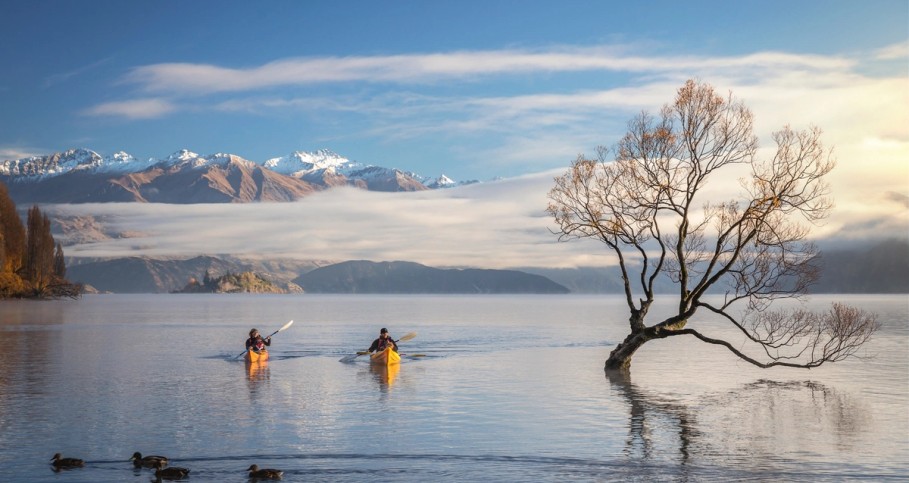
246, 360, 269, 381
370, 362, 400, 386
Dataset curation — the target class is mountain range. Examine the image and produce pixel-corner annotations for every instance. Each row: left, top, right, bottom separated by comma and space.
0, 148, 469, 203
67, 257, 570, 294
63, 239, 908, 294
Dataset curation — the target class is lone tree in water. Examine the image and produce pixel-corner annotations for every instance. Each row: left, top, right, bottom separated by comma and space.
547, 79, 878, 372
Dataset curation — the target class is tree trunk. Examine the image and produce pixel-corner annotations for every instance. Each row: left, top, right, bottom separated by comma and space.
605, 310, 651, 372
604, 331, 650, 372
605, 311, 688, 372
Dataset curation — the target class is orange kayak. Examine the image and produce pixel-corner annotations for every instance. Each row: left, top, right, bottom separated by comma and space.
370, 347, 401, 366
245, 349, 269, 363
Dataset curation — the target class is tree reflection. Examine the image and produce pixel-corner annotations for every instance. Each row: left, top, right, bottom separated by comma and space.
607, 372, 870, 473
606, 371, 699, 464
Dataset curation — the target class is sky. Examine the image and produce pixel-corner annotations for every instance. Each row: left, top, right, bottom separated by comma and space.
3, 1, 908, 268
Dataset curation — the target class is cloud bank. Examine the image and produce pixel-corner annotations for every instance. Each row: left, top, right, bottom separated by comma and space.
51, 168, 908, 269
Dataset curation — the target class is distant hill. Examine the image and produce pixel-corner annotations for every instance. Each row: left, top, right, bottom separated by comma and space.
525, 239, 909, 295
295, 260, 570, 294
810, 239, 909, 293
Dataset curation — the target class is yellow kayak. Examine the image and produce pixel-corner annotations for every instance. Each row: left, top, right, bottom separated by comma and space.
370, 347, 401, 366
245, 349, 269, 363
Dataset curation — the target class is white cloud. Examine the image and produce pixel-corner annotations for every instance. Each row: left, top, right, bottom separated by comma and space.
0, 146, 45, 160
51, 174, 611, 269
83, 98, 177, 119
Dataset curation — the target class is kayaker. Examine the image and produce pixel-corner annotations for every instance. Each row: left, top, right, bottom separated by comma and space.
245, 328, 272, 353
368, 327, 398, 353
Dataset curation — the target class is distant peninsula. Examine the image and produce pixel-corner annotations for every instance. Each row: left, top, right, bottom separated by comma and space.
173, 271, 301, 294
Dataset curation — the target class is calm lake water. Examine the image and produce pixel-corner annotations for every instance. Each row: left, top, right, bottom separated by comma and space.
0, 294, 906, 482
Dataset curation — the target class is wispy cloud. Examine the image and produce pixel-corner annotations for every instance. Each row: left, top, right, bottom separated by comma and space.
82, 98, 178, 119
874, 41, 909, 60
118, 47, 853, 95
43, 57, 114, 89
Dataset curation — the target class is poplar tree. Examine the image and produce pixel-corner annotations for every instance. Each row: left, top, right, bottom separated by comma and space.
54, 242, 66, 279
24, 205, 55, 292
0, 182, 25, 273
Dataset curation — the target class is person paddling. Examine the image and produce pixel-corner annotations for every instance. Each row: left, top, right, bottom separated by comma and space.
245, 328, 272, 353
368, 328, 398, 353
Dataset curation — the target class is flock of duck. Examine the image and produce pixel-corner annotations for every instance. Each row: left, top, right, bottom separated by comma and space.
50, 452, 284, 480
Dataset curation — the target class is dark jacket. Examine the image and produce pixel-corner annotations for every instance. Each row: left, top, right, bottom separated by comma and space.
245, 336, 271, 352
368, 336, 398, 353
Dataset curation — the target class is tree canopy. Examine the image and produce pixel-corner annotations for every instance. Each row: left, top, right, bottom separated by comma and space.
547, 79, 878, 372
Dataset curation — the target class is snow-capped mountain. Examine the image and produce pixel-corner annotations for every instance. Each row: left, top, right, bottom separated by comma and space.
424, 174, 457, 189
0, 148, 461, 204
261, 149, 362, 177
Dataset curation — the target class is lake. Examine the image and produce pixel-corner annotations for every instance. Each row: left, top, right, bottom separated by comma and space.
0, 294, 906, 482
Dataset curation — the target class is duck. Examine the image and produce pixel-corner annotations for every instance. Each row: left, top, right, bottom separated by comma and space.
50, 453, 84, 469
130, 451, 168, 468
154, 459, 190, 480
247, 464, 284, 480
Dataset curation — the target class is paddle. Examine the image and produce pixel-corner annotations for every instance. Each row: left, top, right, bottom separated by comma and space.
339, 331, 417, 362
235, 320, 294, 360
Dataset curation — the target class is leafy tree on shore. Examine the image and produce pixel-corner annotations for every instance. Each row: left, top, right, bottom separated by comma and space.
547, 79, 878, 372
0, 182, 80, 298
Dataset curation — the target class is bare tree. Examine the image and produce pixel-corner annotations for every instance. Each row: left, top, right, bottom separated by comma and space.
547, 79, 878, 372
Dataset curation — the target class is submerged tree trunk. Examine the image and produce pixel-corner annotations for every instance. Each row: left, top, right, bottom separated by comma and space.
605, 312, 689, 372
604, 332, 649, 371
605, 310, 652, 372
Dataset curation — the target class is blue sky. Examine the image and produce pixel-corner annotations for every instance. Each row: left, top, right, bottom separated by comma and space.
4, 1, 908, 267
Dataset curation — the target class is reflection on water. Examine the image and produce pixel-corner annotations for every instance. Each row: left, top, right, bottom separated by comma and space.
369, 363, 400, 386
608, 368, 882, 478
246, 361, 270, 381
699, 379, 870, 463
606, 371, 698, 464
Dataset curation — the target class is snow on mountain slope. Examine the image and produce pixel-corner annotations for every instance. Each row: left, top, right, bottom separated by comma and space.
0, 147, 474, 200
261, 149, 362, 177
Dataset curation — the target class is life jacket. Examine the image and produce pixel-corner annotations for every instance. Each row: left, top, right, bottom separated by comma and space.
249, 337, 266, 351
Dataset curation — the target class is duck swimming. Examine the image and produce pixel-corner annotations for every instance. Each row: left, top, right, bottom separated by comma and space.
50, 453, 84, 469
247, 464, 284, 479
130, 451, 168, 468
154, 459, 190, 480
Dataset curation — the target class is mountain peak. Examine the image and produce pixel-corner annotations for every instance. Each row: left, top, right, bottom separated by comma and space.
262, 149, 360, 177
167, 149, 200, 162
